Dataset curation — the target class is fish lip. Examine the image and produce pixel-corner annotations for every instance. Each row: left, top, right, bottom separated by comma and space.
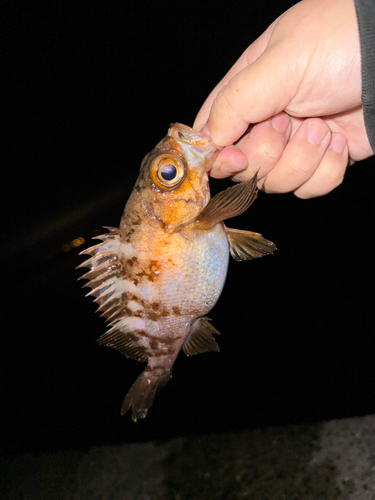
168, 123, 220, 173
171, 122, 193, 132
169, 122, 220, 147
172, 123, 222, 151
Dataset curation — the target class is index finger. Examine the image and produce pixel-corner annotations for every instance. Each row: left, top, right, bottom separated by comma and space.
193, 27, 274, 131
200, 40, 300, 147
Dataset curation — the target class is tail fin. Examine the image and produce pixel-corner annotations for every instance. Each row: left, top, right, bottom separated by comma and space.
121, 368, 172, 421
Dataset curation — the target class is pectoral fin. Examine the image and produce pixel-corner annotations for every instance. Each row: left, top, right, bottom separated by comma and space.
194, 174, 258, 230
183, 317, 220, 356
226, 227, 277, 261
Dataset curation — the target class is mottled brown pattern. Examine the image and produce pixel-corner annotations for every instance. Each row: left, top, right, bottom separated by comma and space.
100, 291, 147, 323
145, 309, 170, 321
133, 259, 162, 283
121, 293, 171, 322
130, 329, 180, 358
146, 311, 159, 322
125, 256, 138, 267
120, 256, 136, 283
149, 339, 159, 350
120, 253, 161, 285
134, 269, 151, 282
122, 306, 142, 318
100, 287, 177, 325
158, 335, 183, 345
119, 206, 145, 242
150, 344, 176, 356
150, 259, 162, 275
122, 292, 146, 306
123, 227, 135, 243
172, 306, 181, 316
131, 329, 148, 338
131, 215, 143, 226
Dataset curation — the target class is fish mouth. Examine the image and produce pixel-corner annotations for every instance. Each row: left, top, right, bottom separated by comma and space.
168, 123, 209, 143
169, 122, 219, 148
168, 123, 220, 173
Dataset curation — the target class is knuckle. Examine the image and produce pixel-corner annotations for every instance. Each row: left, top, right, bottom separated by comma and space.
254, 142, 281, 164
287, 154, 313, 177
214, 88, 233, 116
214, 83, 241, 118
319, 164, 345, 185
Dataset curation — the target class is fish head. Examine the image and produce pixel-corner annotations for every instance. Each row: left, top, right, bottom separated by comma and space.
135, 123, 219, 232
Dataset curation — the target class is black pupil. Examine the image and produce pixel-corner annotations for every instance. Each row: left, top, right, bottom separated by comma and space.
160, 163, 177, 181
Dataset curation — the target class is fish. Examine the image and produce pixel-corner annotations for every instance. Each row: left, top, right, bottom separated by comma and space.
78, 123, 276, 421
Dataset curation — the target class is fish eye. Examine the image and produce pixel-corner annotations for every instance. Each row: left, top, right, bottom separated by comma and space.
159, 163, 177, 181
150, 154, 186, 189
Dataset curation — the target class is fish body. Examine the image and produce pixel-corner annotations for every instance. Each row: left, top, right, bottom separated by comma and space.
79, 123, 276, 420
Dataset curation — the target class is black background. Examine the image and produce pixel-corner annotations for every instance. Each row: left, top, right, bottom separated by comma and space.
1, 0, 374, 454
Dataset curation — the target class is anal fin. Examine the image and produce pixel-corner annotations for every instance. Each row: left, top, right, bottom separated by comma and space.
97, 325, 148, 362
226, 227, 277, 261
183, 317, 220, 356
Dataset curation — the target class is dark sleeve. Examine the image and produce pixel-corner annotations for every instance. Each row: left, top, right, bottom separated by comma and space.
354, 0, 375, 152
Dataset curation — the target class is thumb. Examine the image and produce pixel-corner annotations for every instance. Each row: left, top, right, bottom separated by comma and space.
205, 45, 298, 147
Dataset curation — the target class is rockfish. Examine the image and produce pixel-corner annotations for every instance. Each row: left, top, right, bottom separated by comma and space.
78, 123, 276, 421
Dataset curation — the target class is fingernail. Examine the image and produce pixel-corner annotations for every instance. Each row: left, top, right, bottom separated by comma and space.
219, 162, 236, 176
271, 114, 289, 134
330, 134, 346, 154
306, 121, 329, 145
212, 159, 236, 176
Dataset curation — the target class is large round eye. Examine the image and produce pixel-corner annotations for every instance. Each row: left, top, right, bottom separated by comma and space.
159, 163, 177, 181
150, 153, 186, 189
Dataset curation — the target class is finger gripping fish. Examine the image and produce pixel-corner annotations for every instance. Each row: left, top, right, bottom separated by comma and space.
78, 123, 276, 421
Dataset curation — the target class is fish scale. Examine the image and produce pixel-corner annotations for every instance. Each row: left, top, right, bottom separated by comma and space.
79, 123, 276, 421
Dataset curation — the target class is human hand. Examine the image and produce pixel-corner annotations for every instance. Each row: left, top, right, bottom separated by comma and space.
194, 0, 374, 198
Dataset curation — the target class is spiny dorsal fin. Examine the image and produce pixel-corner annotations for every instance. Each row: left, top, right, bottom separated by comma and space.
79, 227, 149, 364
194, 174, 258, 230
78, 227, 126, 320
97, 325, 148, 363
183, 317, 220, 356
226, 227, 277, 261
